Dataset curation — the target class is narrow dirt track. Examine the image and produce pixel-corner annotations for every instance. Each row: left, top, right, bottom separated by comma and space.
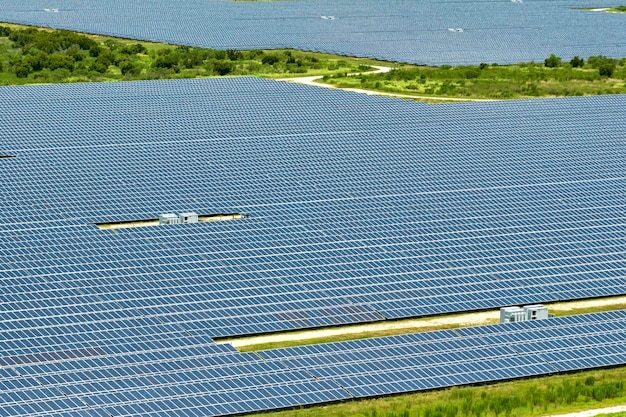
278, 65, 496, 102
546, 405, 626, 417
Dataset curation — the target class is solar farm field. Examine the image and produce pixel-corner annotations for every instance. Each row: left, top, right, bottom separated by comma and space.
1, 0, 626, 413
0, 0, 625, 65
1, 78, 625, 338
0, 77, 625, 416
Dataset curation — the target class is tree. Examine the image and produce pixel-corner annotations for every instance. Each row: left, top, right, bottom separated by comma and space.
226, 49, 243, 61
120, 43, 147, 55
89, 61, 108, 74
118, 60, 140, 76
95, 49, 115, 67
154, 52, 179, 69
261, 54, 280, 65
23, 52, 49, 71
544, 54, 561, 68
46, 54, 75, 71
570, 56, 584, 67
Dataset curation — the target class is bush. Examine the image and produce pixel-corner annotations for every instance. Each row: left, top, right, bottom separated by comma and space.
212, 60, 234, 75
598, 63, 615, 77
0, 26, 12, 37
13, 62, 32, 78
118, 60, 140, 76
545, 54, 561, 68
464, 68, 480, 79
570, 56, 584, 67
261, 54, 280, 65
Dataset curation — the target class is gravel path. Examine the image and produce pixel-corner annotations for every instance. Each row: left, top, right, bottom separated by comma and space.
546, 405, 626, 417
278, 66, 496, 102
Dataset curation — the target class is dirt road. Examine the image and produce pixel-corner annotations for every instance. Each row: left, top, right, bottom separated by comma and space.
278, 66, 495, 102
546, 405, 626, 417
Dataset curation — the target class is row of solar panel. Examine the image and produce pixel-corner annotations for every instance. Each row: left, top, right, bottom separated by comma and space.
258, 310, 626, 397
0, 0, 624, 65
1, 310, 625, 417
0, 78, 624, 342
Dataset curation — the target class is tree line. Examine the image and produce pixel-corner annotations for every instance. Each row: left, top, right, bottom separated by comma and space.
0, 25, 362, 84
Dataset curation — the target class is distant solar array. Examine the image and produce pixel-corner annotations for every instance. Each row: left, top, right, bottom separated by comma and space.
1, 309, 625, 416
0, 78, 625, 343
0, 0, 625, 64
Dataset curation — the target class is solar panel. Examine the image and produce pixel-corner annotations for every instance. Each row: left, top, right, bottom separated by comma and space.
258, 310, 626, 398
0, 0, 624, 65
0, 77, 625, 415
0, 78, 625, 343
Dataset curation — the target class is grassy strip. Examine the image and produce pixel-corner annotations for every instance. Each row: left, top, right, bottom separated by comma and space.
0, 23, 392, 85
320, 57, 626, 99
235, 301, 625, 352
236, 323, 466, 352
252, 367, 626, 417
550, 302, 626, 317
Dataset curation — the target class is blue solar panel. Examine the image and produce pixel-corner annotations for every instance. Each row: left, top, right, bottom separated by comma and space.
258, 310, 626, 398
0, 78, 625, 342
0, 77, 625, 415
0, 0, 624, 65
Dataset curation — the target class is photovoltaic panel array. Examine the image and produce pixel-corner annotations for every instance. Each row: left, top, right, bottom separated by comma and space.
1, 310, 625, 417
0, 78, 625, 343
260, 310, 626, 398
0, 0, 625, 65
0, 320, 351, 417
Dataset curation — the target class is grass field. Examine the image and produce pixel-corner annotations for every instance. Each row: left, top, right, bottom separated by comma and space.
320, 58, 626, 99
252, 367, 626, 417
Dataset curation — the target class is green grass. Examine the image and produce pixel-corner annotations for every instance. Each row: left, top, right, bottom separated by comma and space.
0, 23, 393, 85
320, 58, 626, 99
252, 367, 626, 417
609, 5, 626, 12
550, 302, 626, 317
236, 322, 466, 352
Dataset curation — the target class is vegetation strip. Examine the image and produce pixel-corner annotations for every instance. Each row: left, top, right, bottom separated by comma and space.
0, 24, 387, 85
223, 297, 626, 352
0, 23, 624, 102
320, 55, 626, 99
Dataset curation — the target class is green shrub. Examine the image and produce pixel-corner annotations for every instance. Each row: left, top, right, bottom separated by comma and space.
545, 54, 562, 67
598, 64, 615, 77
570, 56, 584, 67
